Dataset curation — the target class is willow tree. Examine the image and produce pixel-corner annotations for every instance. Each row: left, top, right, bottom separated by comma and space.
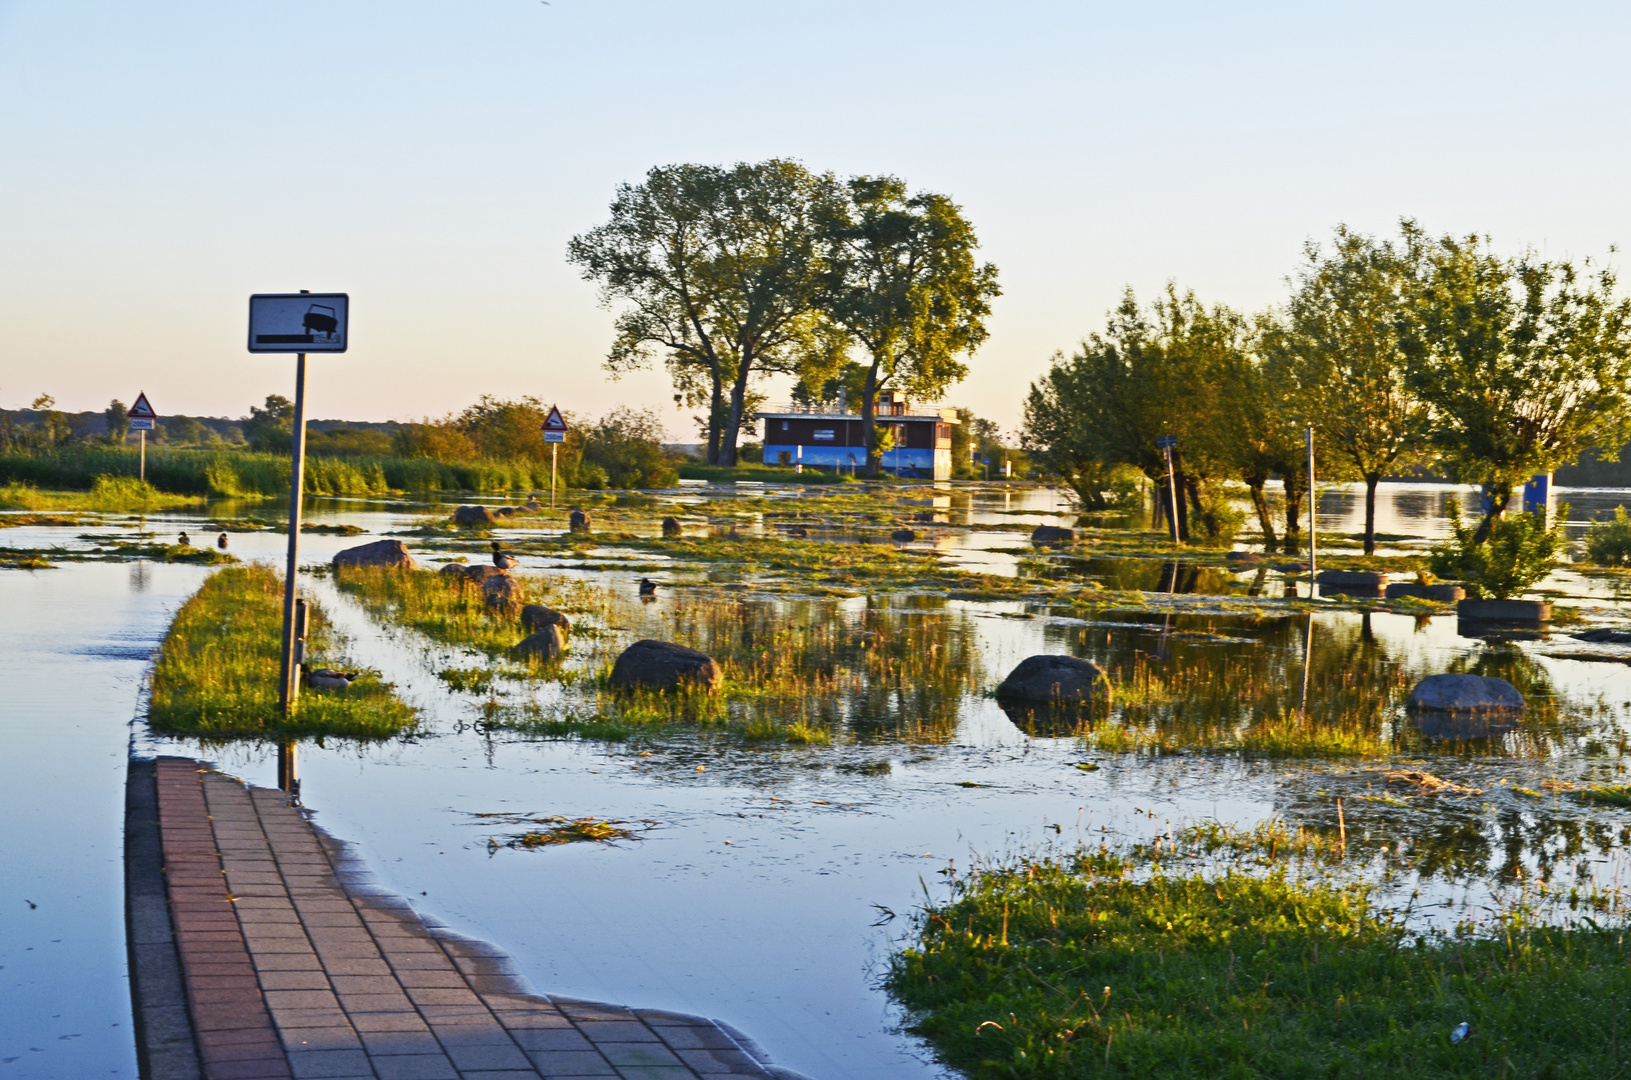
817, 176, 999, 475
1276, 223, 1430, 555
568, 160, 837, 465
1402, 234, 1631, 543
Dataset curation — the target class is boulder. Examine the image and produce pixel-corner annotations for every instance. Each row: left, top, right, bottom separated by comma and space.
520, 604, 571, 634
332, 539, 417, 571
661, 516, 682, 539
1406, 674, 1526, 714
494, 506, 517, 518
1575, 628, 1631, 644
1386, 582, 1465, 603
1318, 570, 1388, 588
788, 525, 809, 538
995, 655, 1112, 704
891, 528, 917, 542
1273, 562, 1307, 574
511, 624, 565, 661
482, 574, 525, 613
438, 561, 468, 577
1030, 525, 1076, 545
462, 564, 508, 585
1458, 599, 1552, 623
569, 509, 592, 533
609, 639, 723, 693
453, 505, 495, 527
524, 499, 543, 512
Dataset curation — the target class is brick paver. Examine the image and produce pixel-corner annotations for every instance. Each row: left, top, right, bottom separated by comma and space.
149, 758, 806, 1080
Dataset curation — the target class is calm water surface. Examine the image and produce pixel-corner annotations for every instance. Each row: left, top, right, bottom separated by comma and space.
6, 482, 1631, 1079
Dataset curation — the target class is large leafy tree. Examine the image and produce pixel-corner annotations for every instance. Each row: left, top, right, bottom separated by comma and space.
1402, 234, 1631, 543
817, 177, 999, 475
568, 160, 837, 465
1276, 223, 1430, 554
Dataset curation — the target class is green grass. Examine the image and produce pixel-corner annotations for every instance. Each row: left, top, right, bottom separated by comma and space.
678, 463, 857, 484
147, 565, 417, 739
473, 814, 644, 849
0, 477, 204, 511
889, 844, 1631, 1079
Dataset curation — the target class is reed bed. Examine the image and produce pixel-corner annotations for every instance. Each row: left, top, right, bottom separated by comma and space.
0, 476, 203, 511
148, 565, 416, 739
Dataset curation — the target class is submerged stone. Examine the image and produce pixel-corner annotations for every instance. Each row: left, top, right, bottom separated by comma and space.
331, 539, 417, 571
1406, 674, 1525, 713
662, 516, 682, 538
609, 639, 723, 693
569, 509, 592, 533
996, 655, 1112, 704
1030, 525, 1076, 545
452, 504, 495, 527
512, 624, 565, 660
482, 574, 524, 613
520, 604, 570, 634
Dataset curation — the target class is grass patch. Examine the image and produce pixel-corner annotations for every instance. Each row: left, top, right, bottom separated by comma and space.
1576, 784, 1631, 808
147, 565, 416, 739
0, 477, 204, 512
471, 813, 647, 850
889, 842, 1631, 1079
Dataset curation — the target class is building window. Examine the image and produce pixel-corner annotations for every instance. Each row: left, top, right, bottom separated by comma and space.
814, 429, 835, 441
782, 420, 789, 431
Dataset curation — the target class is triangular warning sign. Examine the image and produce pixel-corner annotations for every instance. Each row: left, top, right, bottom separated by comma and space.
128, 392, 157, 419
541, 405, 568, 431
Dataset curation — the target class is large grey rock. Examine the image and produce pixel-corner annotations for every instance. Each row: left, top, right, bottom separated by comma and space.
569, 509, 592, 533
453, 505, 495, 527
520, 605, 570, 634
438, 561, 468, 577
482, 573, 524, 613
494, 506, 517, 518
996, 655, 1112, 704
662, 516, 682, 539
609, 639, 723, 693
1406, 674, 1525, 713
462, 564, 508, 585
524, 498, 543, 512
1386, 582, 1465, 602
332, 539, 416, 571
1318, 570, 1388, 588
511, 624, 565, 661
1030, 525, 1076, 545
1458, 599, 1552, 623
891, 528, 917, 542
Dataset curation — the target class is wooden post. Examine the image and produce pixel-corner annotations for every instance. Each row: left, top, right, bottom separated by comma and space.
550, 443, 557, 509
1162, 444, 1180, 544
139, 429, 146, 484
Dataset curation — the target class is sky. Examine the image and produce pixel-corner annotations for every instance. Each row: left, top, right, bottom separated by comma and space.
2, 1, 1629, 438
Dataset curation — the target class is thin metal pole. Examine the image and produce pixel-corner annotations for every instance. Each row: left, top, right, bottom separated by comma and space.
1299, 612, 1313, 716
550, 443, 557, 509
139, 430, 146, 484
277, 741, 298, 800
1163, 445, 1181, 544
1306, 426, 1317, 593
277, 349, 309, 722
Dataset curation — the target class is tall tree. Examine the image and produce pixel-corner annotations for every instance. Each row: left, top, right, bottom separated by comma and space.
1276, 223, 1430, 554
568, 160, 837, 465
1402, 234, 1631, 543
104, 399, 129, 444
817, 177, 999, 475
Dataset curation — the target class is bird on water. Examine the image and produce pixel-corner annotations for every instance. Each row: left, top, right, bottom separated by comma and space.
177, 531, 190, 547
638, 577, 658, 596
303, 666, 360, 691
217, 532, 229, 549
491, 541, 519, 570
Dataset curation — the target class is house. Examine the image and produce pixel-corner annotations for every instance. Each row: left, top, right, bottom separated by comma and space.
757, 394, 958, 480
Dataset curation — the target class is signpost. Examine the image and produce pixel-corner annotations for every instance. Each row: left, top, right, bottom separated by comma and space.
249, 291, 348, 795
1306, 426, 1317, 595
540, 405, 568, 508
1156, 435, 1181, 544
127, 392, 157, 483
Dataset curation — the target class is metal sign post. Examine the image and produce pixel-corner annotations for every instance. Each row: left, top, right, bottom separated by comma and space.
128, 392, 157, 483
1306, 426, 1317, 595
541, 405, 569, 508
248, 291, 349, 743
1156, 435, 1180, 544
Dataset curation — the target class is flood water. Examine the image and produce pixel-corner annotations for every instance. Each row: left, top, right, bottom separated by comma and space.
6, 481, 1631, 1079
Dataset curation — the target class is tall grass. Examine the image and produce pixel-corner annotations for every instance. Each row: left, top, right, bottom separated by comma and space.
148, 565, 416, 739
0, 476, 203, 511
0, 446, 567, 497
889, 846, 1631, 1079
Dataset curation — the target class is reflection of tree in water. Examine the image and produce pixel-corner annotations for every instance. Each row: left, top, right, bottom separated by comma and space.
658, 595, 982, 743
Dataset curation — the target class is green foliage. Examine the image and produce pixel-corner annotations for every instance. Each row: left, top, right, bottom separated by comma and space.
148, 565, 416, 739
1582, 506, 1631, 567
889, 848, 1631, 1080
243, 394, 295, 453
0, 476, 203, 511
580, 406, 678, 488
1428, 503, 1565, 599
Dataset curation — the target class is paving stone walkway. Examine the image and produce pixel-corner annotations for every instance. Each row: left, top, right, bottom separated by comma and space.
148, 757, 809, 1080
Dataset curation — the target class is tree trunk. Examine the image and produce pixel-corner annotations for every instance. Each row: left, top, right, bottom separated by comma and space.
704, 369, 725, 465
1283, 476, 1304, 557
1248, 475, 1278, 553
861, 363, 881, 477
1173, 469, 1191, 542
1362, 471, 1381, 556
719, 362, 752, 468
1472, 483, 1512, 545
1184, 475, 1205, 542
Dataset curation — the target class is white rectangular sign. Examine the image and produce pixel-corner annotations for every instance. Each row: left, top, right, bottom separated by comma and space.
542, 430, 566, 444
248, 293, 349, 353
128, 418, 155, 431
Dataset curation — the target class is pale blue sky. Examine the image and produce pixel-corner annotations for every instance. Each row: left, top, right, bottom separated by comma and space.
1, 1, 1627, 435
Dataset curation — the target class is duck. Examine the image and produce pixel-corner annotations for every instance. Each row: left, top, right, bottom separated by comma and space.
216, 532, 229, 549
177, 531, 190, 547
490, 540, 519, 570
638, 577, 658, 596
303, 666, 360, 691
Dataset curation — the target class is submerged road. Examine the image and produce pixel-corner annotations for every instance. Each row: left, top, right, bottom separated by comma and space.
133, 757, 808, 1080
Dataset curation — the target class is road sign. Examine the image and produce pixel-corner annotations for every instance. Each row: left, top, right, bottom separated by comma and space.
543, 430, 566, 444
541, 405, 568, 443
1156, 435, 1177, 449
129, 418, 155, 431
129, 392, 157, 419
248, 293, 349, 352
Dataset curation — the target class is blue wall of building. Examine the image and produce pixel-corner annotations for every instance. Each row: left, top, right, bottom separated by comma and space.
762, 444, 950, 480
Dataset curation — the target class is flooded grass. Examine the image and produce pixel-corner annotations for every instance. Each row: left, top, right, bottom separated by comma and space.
888, 839, 1631, 1080
0, 477, 204, 512
148, 565, 417, 739
472, 813, 648, 850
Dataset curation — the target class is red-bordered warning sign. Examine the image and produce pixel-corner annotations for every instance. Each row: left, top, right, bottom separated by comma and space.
128, 392, 157, 419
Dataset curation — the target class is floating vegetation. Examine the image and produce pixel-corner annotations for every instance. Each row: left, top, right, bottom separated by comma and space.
888, 828, 1631, 1080
147, 565, 417, 739
472, 813, 649, 850
0, 549, 54, 569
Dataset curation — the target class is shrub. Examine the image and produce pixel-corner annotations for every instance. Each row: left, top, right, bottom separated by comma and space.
1428, 503, 1566, 599
1583, 505, 1631, 567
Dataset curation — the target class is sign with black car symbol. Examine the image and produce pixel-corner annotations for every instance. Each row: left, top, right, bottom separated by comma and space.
248, 293, 349, 353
